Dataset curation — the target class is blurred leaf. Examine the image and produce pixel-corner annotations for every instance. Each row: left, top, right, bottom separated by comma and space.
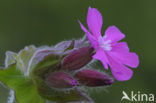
0, 64, 45, 103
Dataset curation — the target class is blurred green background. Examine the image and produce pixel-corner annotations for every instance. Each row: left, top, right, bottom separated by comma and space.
0, 0, 156, 103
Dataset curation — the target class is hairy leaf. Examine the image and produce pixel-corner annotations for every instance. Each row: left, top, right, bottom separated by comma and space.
0, 64, 45, 103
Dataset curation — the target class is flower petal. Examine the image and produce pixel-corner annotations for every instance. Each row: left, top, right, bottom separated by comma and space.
87, 7, 103, 37
104, 26, 125, 43
112, 42, 129, 52
107, 55, 133, 81
110, 42, 139, 68
93, 50, 109, 69
79, 20, 98, 49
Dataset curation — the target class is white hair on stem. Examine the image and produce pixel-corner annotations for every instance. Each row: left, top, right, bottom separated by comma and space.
8, 90, 14, 103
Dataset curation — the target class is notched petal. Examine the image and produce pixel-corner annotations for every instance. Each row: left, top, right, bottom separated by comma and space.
87, 7, 103, 37
107, 55, 133, 81
104, 26, 125, 43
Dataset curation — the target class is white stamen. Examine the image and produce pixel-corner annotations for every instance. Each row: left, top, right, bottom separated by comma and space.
98, 37, 112, 51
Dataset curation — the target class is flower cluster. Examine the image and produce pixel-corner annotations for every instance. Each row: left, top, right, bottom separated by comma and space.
0, 6, 139, 103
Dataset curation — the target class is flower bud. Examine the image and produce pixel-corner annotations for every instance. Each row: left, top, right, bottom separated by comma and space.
74, 69, 114, 87
46, 72, 76, 88
61, 46, 94, 71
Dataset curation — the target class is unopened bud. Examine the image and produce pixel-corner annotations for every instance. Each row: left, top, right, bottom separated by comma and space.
74, 69, 114, 87
62, 46, 94, 71
46, 72, 76, 88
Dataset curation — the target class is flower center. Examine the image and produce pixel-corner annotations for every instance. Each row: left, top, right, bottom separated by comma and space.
98, 36, 112, 51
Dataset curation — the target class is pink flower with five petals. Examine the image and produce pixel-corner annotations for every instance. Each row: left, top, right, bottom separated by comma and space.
79, 7, 139, 81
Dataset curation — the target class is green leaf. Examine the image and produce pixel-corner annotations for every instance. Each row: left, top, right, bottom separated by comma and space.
15, 81, 45, 103
0, 64, 45, 103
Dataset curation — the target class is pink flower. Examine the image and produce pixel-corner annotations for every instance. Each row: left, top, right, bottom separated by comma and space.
78, 7, 139, 81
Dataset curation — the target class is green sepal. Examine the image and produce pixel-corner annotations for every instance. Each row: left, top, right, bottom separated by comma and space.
5, 45, 36, 74
30, 52, 62, 76
18, 45, 36, 73
64, 39, 75, 52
